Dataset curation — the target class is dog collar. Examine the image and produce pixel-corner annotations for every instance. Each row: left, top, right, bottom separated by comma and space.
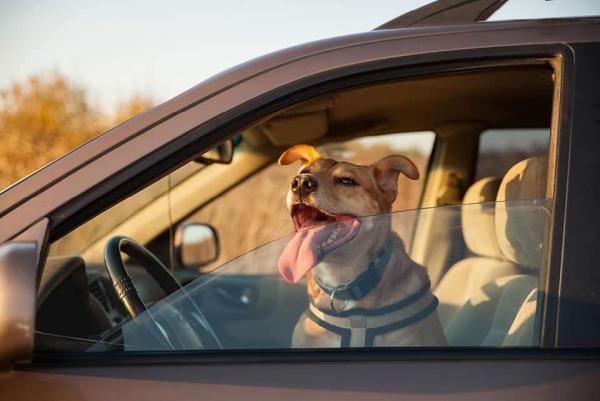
313, 237, 393, 302
305, 282, 438, 347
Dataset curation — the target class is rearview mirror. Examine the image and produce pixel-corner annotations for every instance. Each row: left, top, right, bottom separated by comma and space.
175, 223, 220, 270
195, 140, 234, 164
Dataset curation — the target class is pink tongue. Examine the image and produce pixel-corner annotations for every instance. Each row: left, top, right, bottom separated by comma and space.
278, 227, 324, 283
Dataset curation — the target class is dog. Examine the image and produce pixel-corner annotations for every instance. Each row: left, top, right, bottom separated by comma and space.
277, 144, 446, 347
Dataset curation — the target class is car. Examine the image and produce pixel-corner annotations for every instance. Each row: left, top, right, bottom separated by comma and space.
1, 0, 600, 399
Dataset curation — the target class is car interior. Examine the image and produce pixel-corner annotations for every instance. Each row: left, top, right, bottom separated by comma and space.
35, 61, 555, 351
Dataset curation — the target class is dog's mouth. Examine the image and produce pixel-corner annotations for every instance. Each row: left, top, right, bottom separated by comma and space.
278, 204, 361, 283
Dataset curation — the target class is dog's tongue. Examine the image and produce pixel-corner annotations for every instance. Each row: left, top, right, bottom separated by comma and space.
278, 216, 361, 283
278, 227, 325, 283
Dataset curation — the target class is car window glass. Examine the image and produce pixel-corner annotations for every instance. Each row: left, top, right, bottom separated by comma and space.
75, 196, 551, 351
475, 129, 549, 180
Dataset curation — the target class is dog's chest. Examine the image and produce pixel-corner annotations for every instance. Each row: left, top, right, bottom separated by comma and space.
295, 283, 441, 348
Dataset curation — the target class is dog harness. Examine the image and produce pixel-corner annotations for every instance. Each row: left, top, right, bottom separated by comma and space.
307, 238, 439, 347
306, 282, 438, 347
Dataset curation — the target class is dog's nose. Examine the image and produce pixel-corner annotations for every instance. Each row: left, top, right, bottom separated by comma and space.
291, 174, 318, 196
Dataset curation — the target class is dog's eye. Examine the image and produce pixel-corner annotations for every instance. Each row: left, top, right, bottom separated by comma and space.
337, 177, 358, 186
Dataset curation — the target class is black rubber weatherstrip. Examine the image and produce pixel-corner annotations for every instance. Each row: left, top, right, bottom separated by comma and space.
28, 348, 600, 368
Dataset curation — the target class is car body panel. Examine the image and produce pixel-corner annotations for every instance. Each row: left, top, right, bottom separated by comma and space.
553, 43, 600, 347
6, 357, 600, 401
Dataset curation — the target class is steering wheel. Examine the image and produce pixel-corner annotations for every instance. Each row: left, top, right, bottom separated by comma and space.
103, 235, 222, 349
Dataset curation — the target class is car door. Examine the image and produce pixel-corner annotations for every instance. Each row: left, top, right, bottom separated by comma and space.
2, 21, 600, 401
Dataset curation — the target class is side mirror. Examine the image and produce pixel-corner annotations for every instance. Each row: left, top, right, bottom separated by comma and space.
195, 140, 234, 164
175, 223, 220, 270
0, 219, 48, 371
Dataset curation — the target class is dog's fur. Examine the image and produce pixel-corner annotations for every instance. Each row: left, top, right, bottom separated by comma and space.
279, 144, 446, 347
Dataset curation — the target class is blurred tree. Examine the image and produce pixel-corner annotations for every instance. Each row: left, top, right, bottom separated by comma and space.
111, 94, 154, 126
0, 72, 152, 189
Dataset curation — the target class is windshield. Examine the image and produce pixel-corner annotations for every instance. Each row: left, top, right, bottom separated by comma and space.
43, 198, 551, 352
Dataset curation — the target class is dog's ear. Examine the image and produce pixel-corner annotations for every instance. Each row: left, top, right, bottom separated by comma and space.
278, 144, 321, 166
372, 155, 419, 202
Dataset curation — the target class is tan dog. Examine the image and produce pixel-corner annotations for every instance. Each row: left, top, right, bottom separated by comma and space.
278, 144, 446, 347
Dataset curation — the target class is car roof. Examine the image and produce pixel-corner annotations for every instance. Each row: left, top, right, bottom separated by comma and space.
2, 16, 600, 239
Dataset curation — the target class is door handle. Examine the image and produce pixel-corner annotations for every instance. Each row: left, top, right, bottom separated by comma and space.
215, 287, 256, 308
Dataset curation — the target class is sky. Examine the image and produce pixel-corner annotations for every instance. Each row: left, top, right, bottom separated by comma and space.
1, 0, 599, 112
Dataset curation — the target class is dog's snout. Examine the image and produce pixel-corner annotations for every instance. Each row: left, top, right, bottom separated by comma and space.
302, 176, 318, 195
291, 174, 318, 196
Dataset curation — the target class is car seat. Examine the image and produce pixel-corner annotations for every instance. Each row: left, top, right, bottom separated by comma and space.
438, 156, 549, 346
435, 177, 519, 330
482, 156, 549, 346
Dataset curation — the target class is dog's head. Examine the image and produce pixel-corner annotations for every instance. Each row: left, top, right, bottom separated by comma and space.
277, 144, 419, 283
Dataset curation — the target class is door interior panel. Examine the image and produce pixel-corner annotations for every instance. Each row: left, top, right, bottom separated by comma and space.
194, 274, 307, 348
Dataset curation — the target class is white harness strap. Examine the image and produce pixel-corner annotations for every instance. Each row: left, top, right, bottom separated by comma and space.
305, 284, 438, 347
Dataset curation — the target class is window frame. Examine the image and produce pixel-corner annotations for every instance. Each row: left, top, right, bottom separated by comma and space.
32, 44, 577, 365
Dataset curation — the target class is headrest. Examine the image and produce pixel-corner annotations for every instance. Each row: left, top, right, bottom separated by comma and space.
495, 156, 550, 269
461, 177, 504, 259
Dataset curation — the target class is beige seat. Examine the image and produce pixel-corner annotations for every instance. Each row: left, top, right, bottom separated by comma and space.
502, 287, 540, 346
438, 156, 549, 346
484, 156, 549, 346
435, 177, 519, 332
482, 276, 540, 345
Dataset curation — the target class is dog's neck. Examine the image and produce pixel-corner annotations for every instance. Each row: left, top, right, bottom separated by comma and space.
312, 236, 394, 302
